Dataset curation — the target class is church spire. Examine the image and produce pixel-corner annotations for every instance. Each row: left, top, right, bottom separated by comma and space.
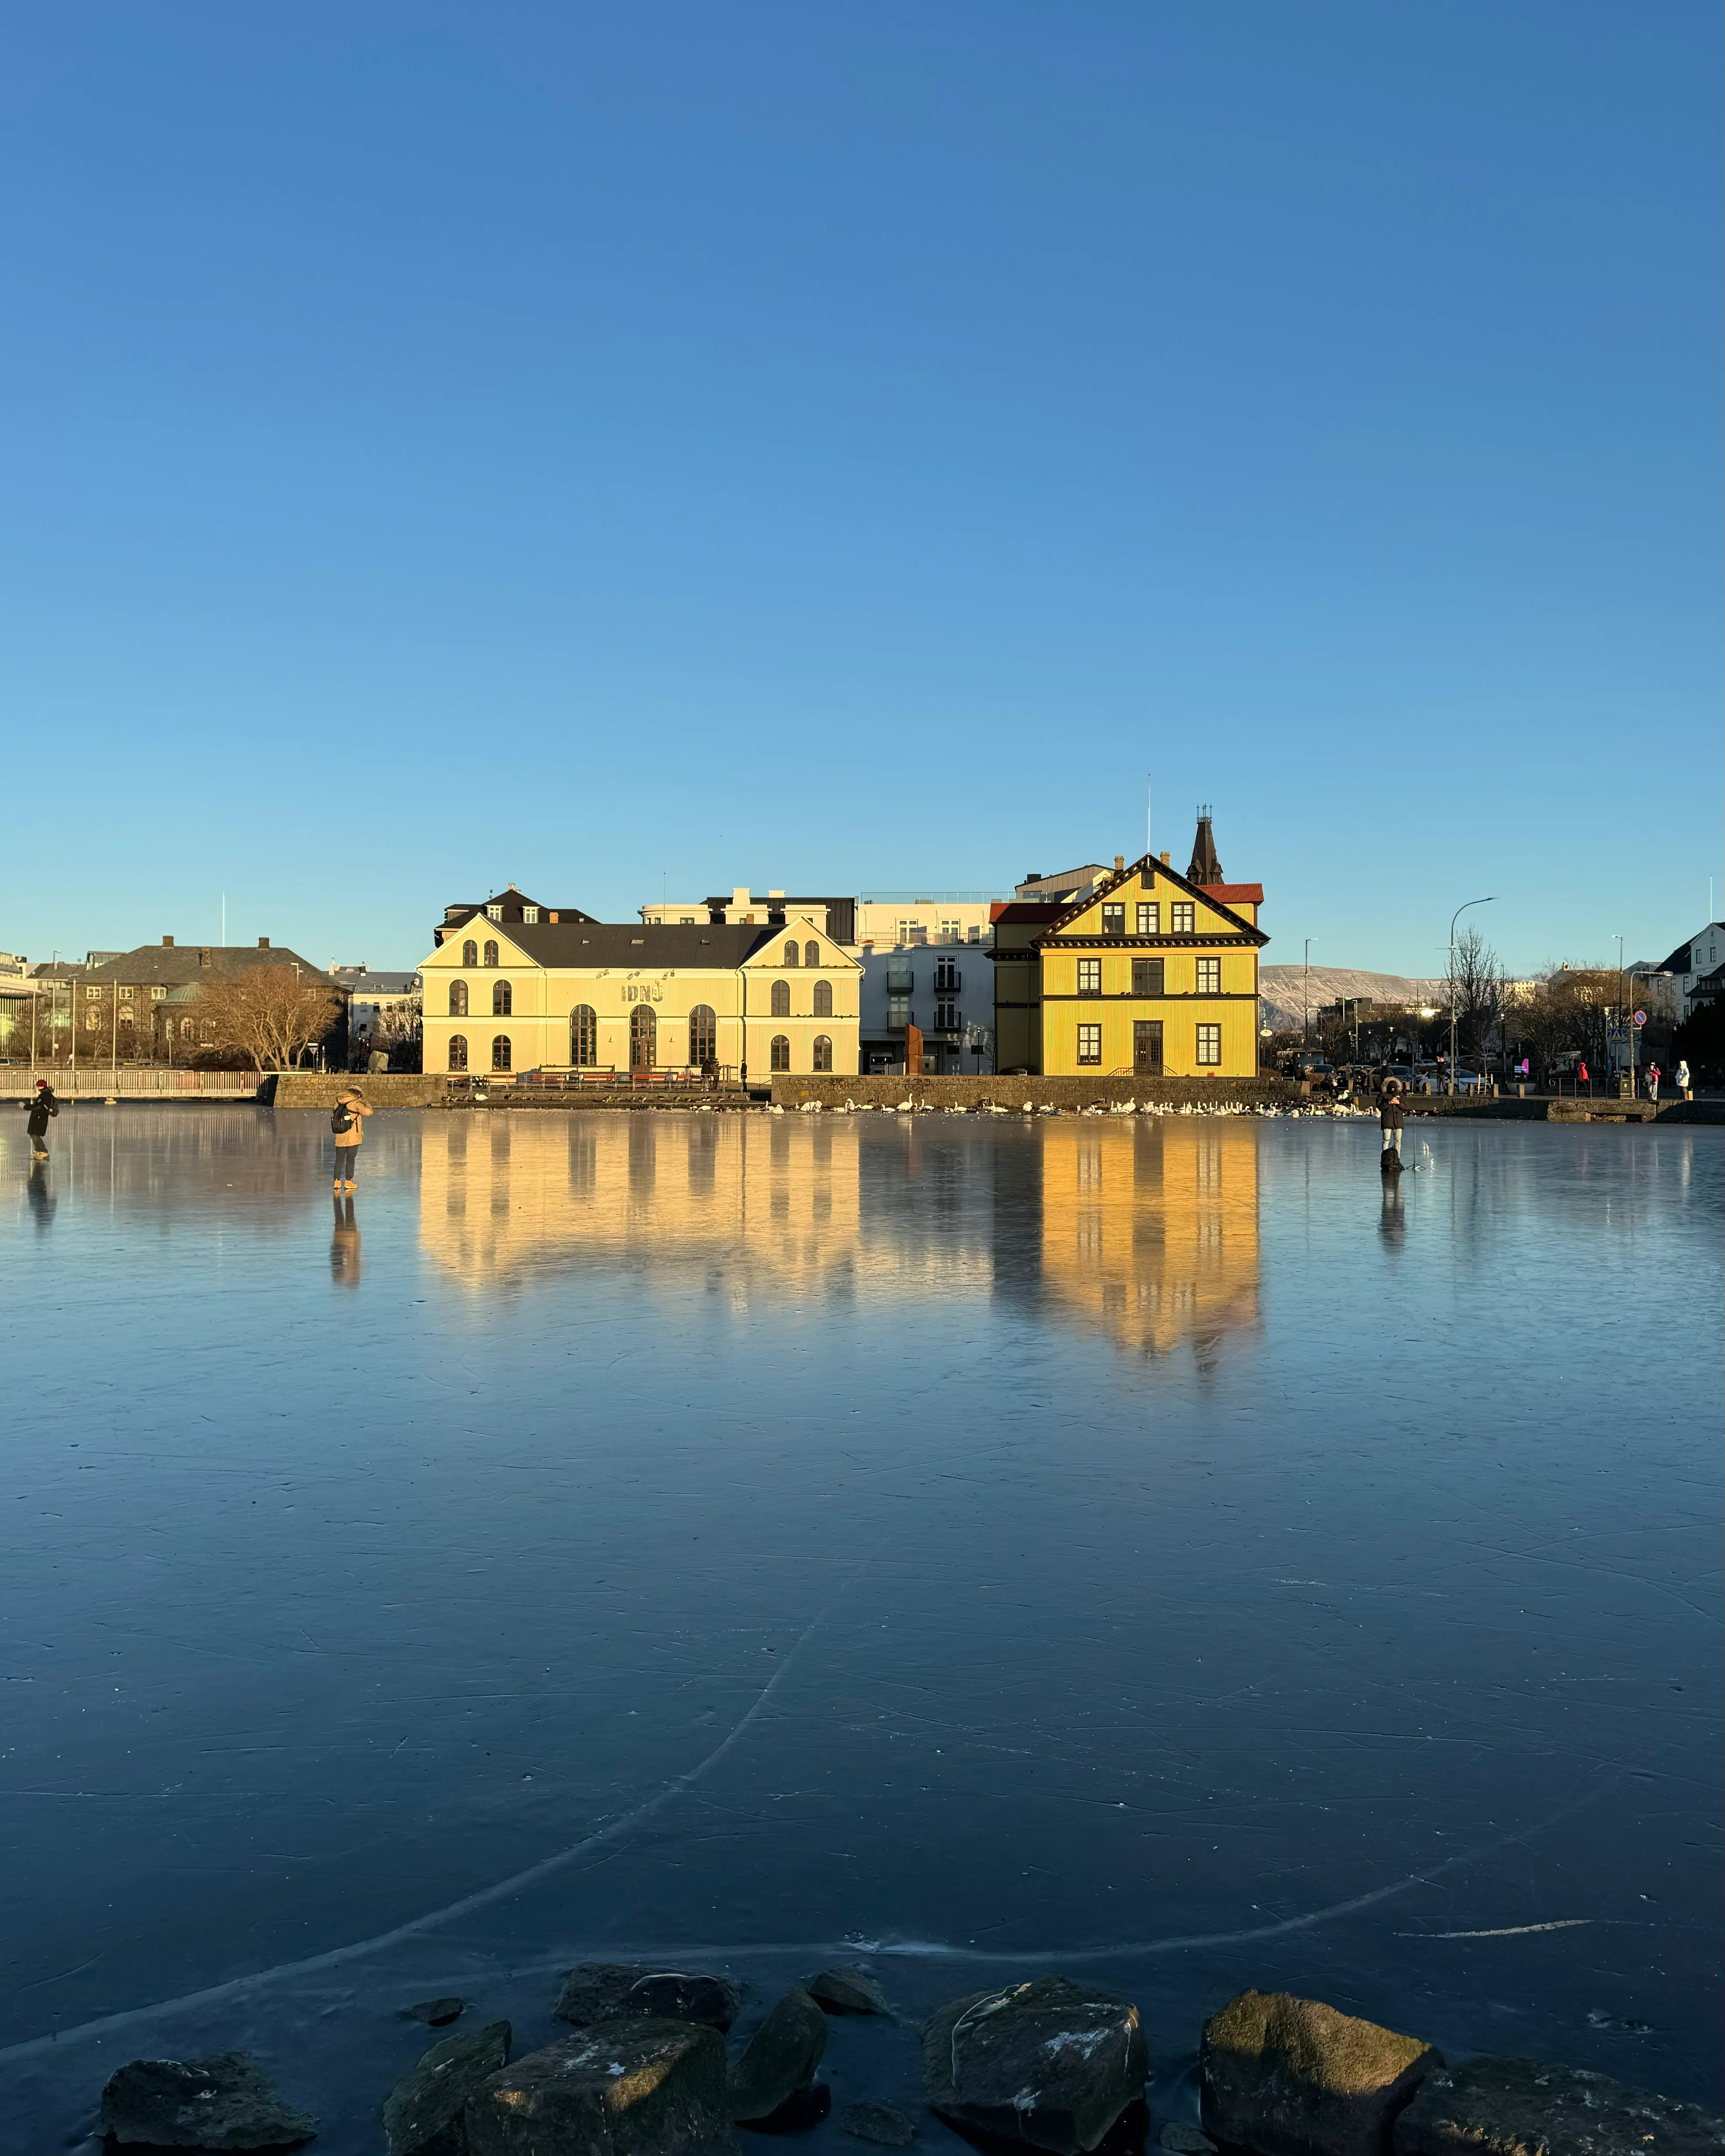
1187, 806, 1223, 884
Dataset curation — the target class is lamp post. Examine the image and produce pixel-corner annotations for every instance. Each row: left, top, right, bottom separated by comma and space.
1448, 897, 1496, 1096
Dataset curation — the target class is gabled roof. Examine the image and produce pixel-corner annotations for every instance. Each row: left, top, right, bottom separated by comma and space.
742, 923, 863, 971
81, 943, 335, 987
1035, 852, 1268, 946
441, 886, 600, 932
424, 922, 776, 970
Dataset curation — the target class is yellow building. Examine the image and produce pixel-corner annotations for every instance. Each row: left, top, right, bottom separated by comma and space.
420, 887, 862, 1080
991, 817, 1266, 1078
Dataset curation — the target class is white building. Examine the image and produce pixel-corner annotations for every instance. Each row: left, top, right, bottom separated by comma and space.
1659, 922, 1725, 1019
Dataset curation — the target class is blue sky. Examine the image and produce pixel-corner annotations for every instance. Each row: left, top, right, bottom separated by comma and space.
2, 4, 1718, 976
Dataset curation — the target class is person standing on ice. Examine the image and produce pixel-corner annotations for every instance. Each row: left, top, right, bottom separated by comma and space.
24, 1078, 57, 1162
329, 1088, 370, 1193
1379, 1077, 1404, 1168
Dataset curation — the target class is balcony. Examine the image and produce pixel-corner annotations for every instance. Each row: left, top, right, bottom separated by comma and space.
934, 965, 962, 993
885, 969, 914, 995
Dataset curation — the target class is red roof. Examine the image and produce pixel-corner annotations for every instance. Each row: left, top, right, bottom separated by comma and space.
1198, 883, 1263, 905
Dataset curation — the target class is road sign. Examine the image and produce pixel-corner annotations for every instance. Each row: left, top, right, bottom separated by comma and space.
1633, 1009, 1647, 1027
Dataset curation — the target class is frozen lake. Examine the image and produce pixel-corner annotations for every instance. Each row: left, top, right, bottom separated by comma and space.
1, 1107, 1719, 2148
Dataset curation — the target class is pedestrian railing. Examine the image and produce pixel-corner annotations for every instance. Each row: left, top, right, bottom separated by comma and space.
448, 1066, 741, 1096
0, 1065, 263, 1098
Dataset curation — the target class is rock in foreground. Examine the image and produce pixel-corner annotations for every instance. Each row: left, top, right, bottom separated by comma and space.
410, 1998, 469, 2028
808, 1966, 892, 2016
1200, 1992, 1437, 2156
1394, 2057, 1725, 2156
384, 2020, 511, 2156
921, 1975, 1148, 2156
840, 2101, 916, 2146
729, 1989, 829, 2124
554, 1964, 740, 2034
467, 2018, 734, 2156
101, 2052, 318, 2149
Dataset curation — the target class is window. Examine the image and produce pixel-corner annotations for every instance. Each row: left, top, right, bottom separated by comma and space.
1136, 902, 1159, 934
1101, 904, 1125, 937
1196, 958, 1221, 995
1133, 1019, 1163, 1074
483, 940, 499, 967
1196, 1023, 1222, 1066
1076, 1023, 1102, 1066
85, 984, 101, 999
491, 1034, 512, 1071
491, 980, 512, 1017
770, 1034, 791, 1071
1171, 902, 1195, 934
180, 1018, 194, 1039
888, 997, 911, 1029
813, 979, 833, 1017
899, 918, 926, 946
523, 906, 539, 924
486, 904, 502, 921
151, 985, 166, 1000
804, 939, 820, 968
1077, 958, 1102, 997
688, 1004, 717, 1067
119, 1008, 135, 1026
449, 980, 469, 1017
85, 1009, 102, 1029
448, 1034, 469, 1071
783, 940, 800, 967
813, 1035, 833, 1071
571, 1005, 598, 1065
771, 978, 791, 1016
119, 985, 134, 1000
935, 1001, 960, 1030
629, 1004, 656, 1070
938, 918, 962, 944
1132, 958, 1165, 997
462, 939, 478, 966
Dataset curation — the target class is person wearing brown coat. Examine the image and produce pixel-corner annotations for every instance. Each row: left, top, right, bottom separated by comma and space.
330, 1090, 371, 1192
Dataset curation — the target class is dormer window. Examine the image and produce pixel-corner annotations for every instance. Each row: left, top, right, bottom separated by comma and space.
523, 907, 539, 924
486, 904, 502, 922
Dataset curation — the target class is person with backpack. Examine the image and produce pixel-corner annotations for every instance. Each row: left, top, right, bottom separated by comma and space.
330, 1089, 370, 1191
24, 1078, 58, 1162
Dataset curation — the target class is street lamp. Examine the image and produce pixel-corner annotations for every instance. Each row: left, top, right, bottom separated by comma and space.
1448, 897, 1496, 1096
1624, 968, 1672, 1098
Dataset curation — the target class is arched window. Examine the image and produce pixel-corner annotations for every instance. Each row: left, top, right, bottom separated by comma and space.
770, 978, 791, 1017
491, 1034, 512, 1071
492, 980, 512, 1017
812, 978, 833, 1017
630, 1004, 656, 1070
688, 1004, 717, 1067
813, 1035, 833, 1072
783, 940, 800, 967
804, 940, 819, 969
483, 940, 499, 968
571, 1005, 598, 1066
770, 1034, 791, 1071
462, 939, 478, 966
448, 1033, 469, 1071
448, 980, 469, 1017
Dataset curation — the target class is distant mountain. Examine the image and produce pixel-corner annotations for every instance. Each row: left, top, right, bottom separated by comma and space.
1259, 965, 1449, 1033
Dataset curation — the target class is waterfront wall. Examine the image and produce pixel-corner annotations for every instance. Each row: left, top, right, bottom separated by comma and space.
768, 1073, 1304, 1110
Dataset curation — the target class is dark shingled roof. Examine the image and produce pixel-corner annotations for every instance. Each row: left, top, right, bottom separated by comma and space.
471, 923, 778, 969
81, 943, 337, 988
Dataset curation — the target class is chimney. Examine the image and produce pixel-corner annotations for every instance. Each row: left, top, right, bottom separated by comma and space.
162, 935, 174, 947
199, 948, 212, 967
1160, 851, 1170, 866
258, 936, 270, 949
1114, 855, 1125, 872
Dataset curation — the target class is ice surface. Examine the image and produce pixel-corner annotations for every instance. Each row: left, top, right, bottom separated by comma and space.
0, 1109, 1719, 2149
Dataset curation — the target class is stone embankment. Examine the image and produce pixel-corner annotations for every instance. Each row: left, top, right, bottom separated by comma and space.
96, 1965, 1723, 2156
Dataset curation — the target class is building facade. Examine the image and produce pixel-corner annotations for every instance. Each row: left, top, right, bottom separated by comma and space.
992, 820, 1266, 1078
14, 938, 341, 1066
420, 901, 862, 1080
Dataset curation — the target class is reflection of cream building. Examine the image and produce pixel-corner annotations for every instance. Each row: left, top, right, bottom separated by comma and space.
419, 1112, 865, 1298
1038, 1119, 1260, 1361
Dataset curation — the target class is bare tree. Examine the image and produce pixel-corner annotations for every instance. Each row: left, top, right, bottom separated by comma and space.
1515, 965, 1618, 1086
193, 967, 342, 1072
1451, 925, 1506, 1066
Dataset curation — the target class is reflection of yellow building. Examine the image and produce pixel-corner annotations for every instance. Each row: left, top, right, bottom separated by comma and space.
419, 1112, 868, 1299
1038, 1119, 1260, 1361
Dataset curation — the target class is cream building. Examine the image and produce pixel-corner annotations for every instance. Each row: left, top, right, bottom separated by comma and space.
420, 891, 861, 1080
